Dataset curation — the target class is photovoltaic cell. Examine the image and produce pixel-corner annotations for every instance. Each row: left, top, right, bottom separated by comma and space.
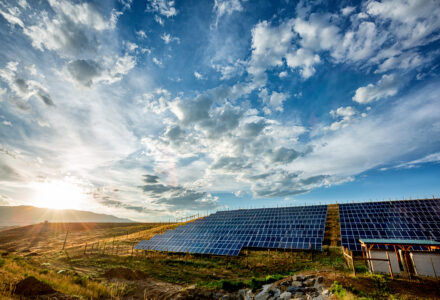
134, 205, 328, 256
339, 199, 440, 251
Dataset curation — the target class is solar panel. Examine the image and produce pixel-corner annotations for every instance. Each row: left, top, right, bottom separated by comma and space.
134, 205, 328, 256
339, 199, 440, 251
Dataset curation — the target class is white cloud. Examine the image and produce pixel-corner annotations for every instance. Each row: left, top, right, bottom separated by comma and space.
147, 0, 178, 18
285, 48, 320, 78
293, 83, 440, 178
0, 87, 7, 102
141, 88, 172, 114
279, 71, 287, 78
0, 7, 25, 27
259, 89, 289, 113
367, 0, 440, 49
136, 30, 147, 39
152, 57, 162, 66
161, 33, 179, 44
213, 0, 243, 26
375, 51, 430, 73
326, 106, 357, 131
341, 6, 355, 16
0, 61, 55, 107
126, 41, 138, 52
20, 0, 121, 59
248, 19, 295, 84
2, 120, 12, 127
393, 152, 440, 169
154, 15, 164, 26
194, 71, 203, 80
48, 0, 119, 31
293, 16, 340, 51
66, 54, 136, 87
234, 190, 247, 197
353, 74, 399, 104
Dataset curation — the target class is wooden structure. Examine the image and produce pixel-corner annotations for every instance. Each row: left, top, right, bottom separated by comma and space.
342, 246, 356, 275
359, 238, 440, 278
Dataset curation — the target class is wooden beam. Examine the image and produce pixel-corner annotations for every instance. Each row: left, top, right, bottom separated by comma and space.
386, 251, 394, 279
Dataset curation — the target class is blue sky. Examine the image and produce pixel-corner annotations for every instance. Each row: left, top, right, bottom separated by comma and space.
0, 0, 439, 221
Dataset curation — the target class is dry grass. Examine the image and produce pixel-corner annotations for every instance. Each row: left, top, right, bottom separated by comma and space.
0, 255, 125, 299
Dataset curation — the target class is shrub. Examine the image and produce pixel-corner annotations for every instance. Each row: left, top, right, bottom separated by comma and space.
330, 281, 347, 298
220, 279, 247, 292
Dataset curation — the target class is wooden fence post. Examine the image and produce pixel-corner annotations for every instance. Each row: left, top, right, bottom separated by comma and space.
62, 231, 69, 250
386, 251, 394, 279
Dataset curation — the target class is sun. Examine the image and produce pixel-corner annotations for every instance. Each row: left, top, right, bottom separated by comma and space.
31, 180, 86, 210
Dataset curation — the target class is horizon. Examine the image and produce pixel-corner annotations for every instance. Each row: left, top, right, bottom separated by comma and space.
1, 0, 440, 222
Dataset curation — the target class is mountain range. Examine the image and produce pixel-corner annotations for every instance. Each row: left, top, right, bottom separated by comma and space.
0, 206, 133, 227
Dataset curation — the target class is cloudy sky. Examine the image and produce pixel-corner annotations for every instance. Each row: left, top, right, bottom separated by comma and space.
0, 0, 439, 221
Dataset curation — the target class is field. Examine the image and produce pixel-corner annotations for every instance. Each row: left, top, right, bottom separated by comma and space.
0, 221, 439, 299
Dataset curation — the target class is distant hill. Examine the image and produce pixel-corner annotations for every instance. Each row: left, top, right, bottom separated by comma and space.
0, 206, 134, 226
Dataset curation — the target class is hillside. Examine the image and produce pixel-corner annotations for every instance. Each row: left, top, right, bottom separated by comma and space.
0, 205, 133, 226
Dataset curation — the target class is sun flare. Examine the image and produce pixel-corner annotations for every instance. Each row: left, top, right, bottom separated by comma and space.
31, 180, 86, 210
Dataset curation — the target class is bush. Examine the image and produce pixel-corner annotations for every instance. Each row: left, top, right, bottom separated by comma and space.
220, 279, 247, 292
330, 281, 347, 298
249, 277, 266, 291
249, 274, 285, 291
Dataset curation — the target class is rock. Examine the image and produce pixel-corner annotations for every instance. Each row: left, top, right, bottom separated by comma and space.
303, 287, 317, 294
238, 289, 248, 299
304, 278, 315, 287
279, 291, 292, 300
287, 286, 300, 293
294, 291, 304, 297
304, 275, 315, 280
255, 291, 270, 300
255, 284, 272, 300
295, 275, 304, 281
291, 280, 303, 288
313, 296, 324, 300
273, 288, 281, 298
316, 276, 324, 284
245, 289, 254, 300
280, 280, 291, 287
322, 289, 331, 297
14, 276, 56, 296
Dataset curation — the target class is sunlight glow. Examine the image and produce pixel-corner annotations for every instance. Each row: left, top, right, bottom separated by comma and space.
31, 180, 86, 210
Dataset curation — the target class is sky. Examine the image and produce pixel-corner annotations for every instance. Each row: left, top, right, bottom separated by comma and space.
0, 0, 439, 221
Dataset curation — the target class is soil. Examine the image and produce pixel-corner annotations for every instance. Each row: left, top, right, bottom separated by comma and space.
103, 267, 147, 280
14, 276, 56, 296
103, 267, 187, 299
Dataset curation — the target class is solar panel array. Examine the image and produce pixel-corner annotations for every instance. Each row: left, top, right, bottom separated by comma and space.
134, 205, 328, 256
339, 199, 440, 251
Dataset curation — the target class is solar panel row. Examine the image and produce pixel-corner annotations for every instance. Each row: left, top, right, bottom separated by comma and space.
339, 199, 440, 251
134, 205, 328, 256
